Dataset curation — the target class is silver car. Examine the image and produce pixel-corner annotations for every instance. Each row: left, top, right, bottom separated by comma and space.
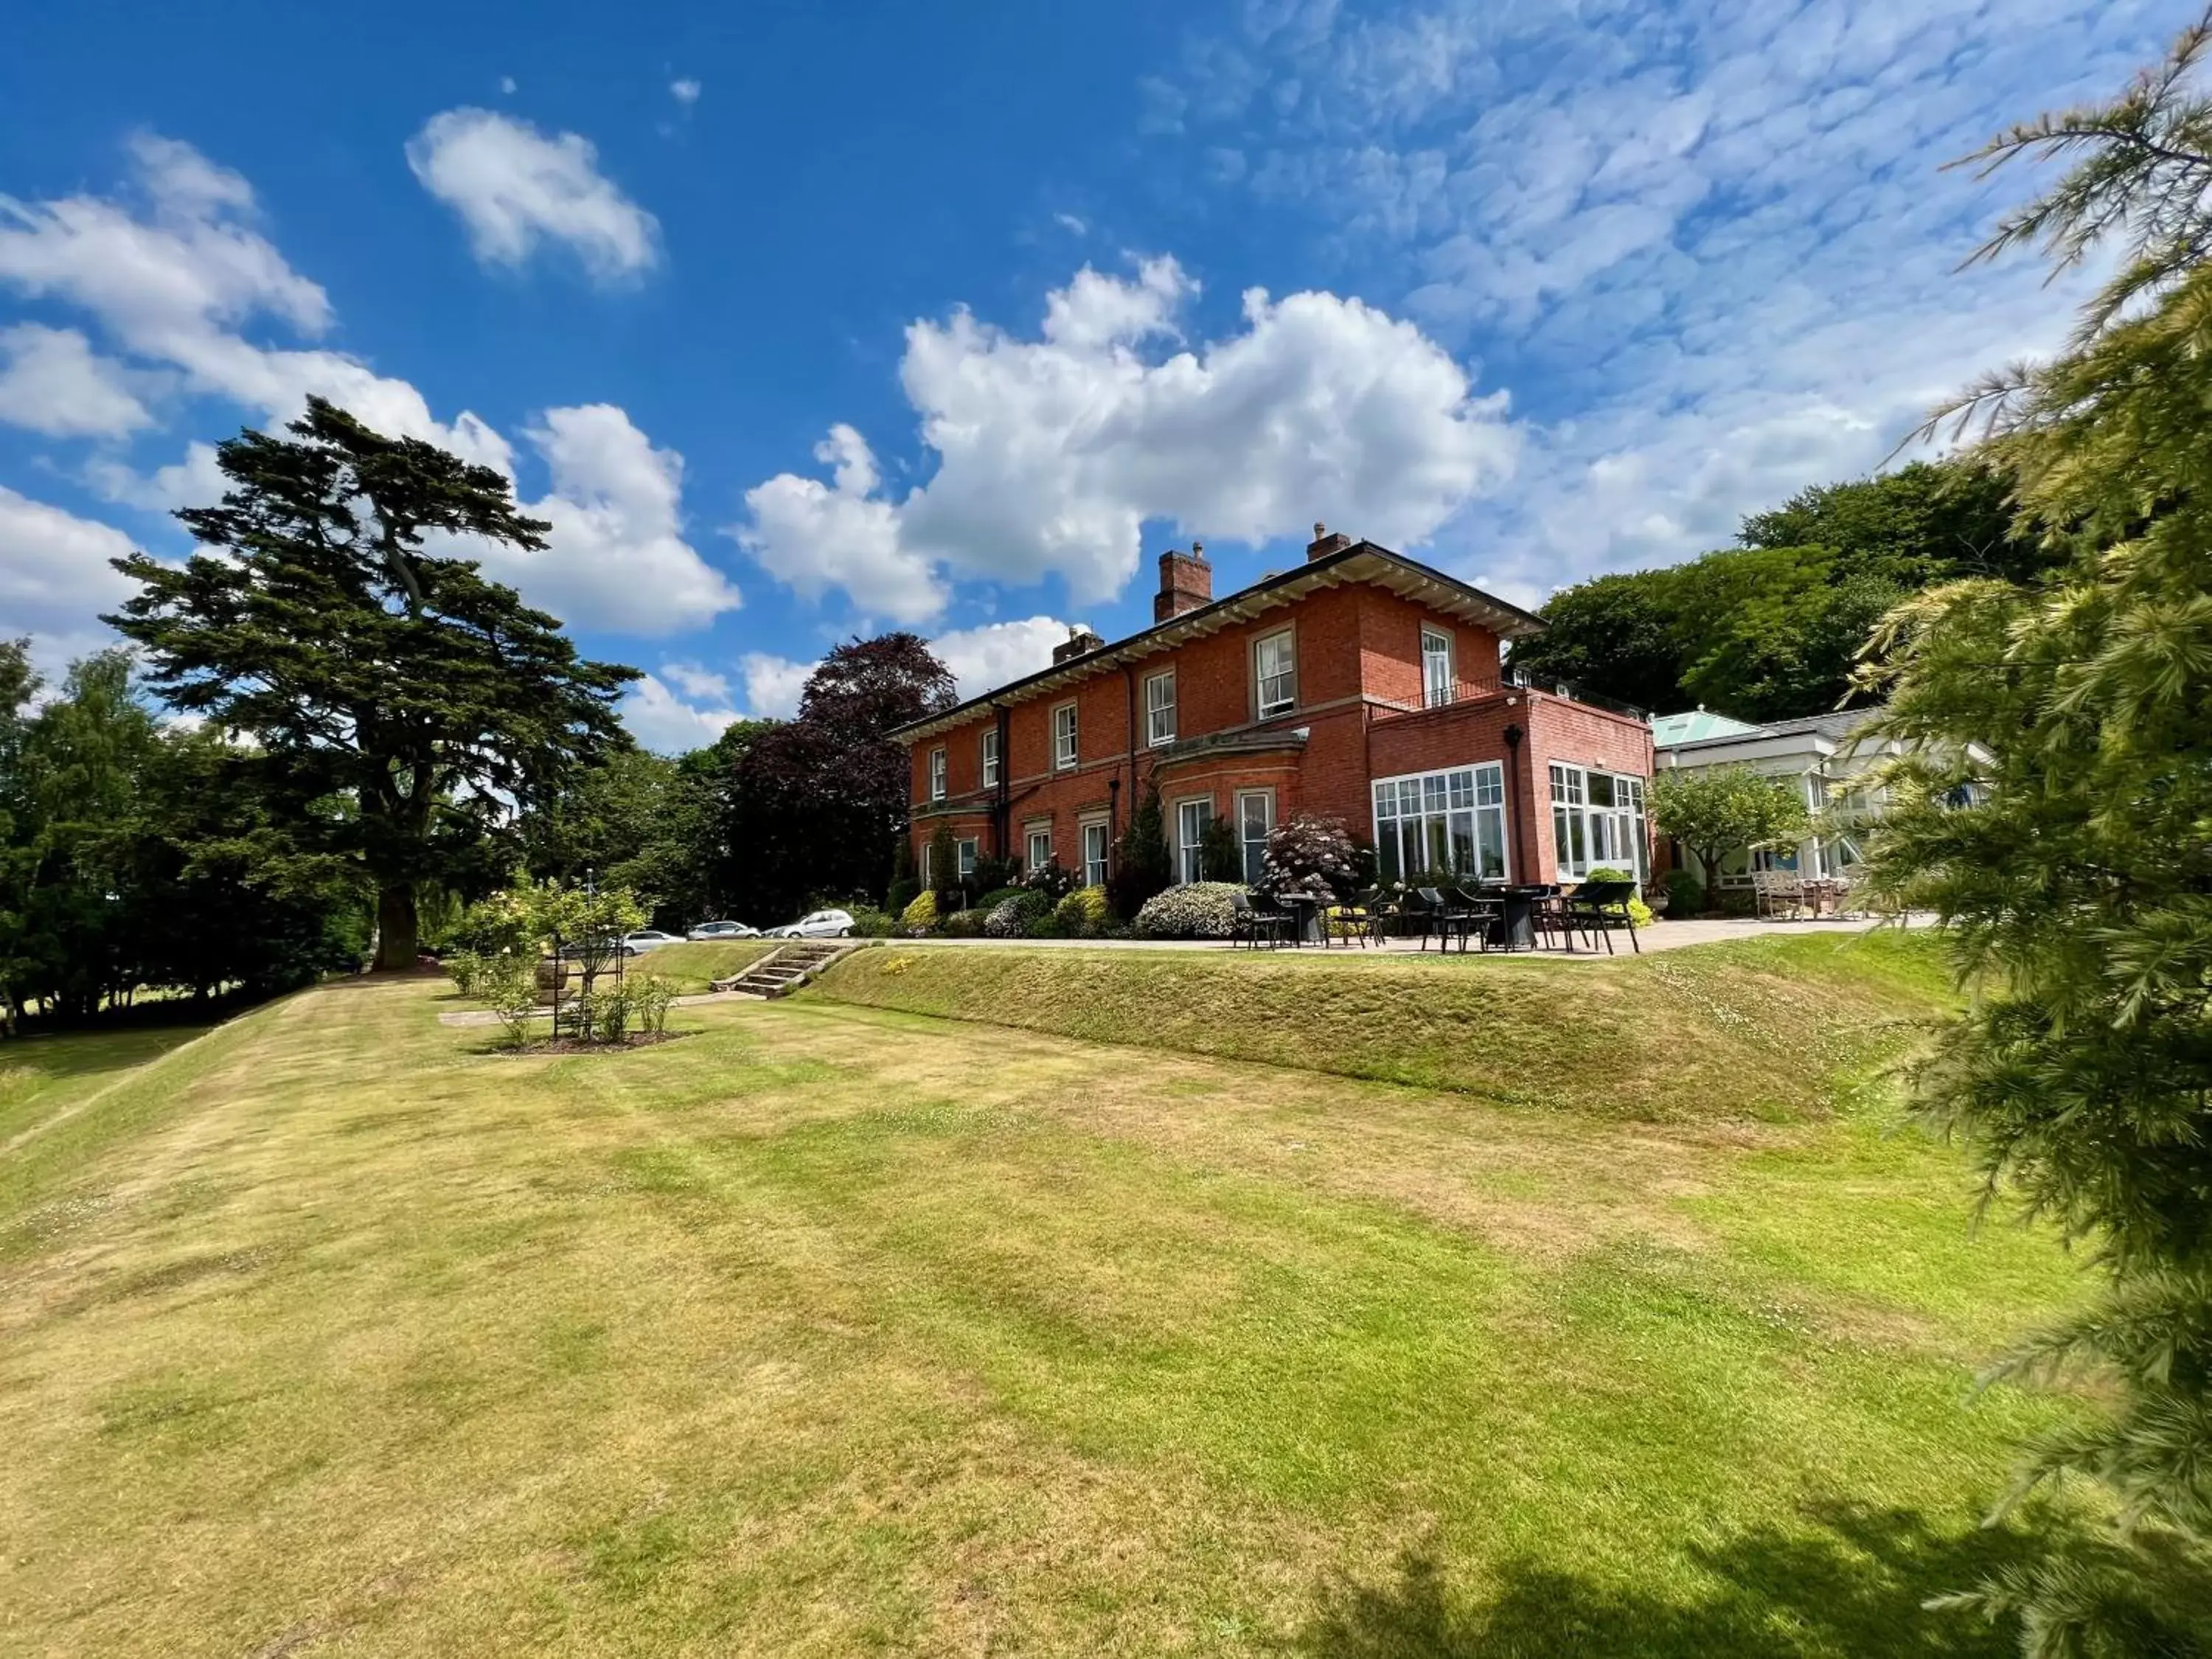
767, 908, 855, 939
686, 919, 759, 941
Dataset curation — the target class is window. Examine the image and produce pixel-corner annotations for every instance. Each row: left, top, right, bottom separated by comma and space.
1549, 763, 1649, 882
928, 747, 947, 801
1237, 790, 1274, 886
920, 840, 931, 886
1026, 826, 1052, 872
1253, 629, 1296, 717
981, 728, 1000, 789
1175, 799, 1211, 886
957, 839, 978, 880
1372, 764, 1507, 883
1052, 702, 1078, 770
1422, 627, 1455, 709
1082, 820, 1109, 888
1145, 671, 1177, 746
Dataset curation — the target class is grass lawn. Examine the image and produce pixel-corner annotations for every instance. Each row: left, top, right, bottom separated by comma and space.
0, 939, 2098, 1656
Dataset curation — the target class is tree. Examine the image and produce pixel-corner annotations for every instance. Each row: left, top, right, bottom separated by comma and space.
105, 398, 636, 970
1502, 570, 1685, 714
1108, 786, 1172, 919
1647, 766, 1809, 890
717, 636, 956, 925
1857, 15, 2212, 1649
1199, 814, 1243, 883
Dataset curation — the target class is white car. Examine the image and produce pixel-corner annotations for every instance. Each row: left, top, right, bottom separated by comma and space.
620, 929, 684, 953
686, 920, 759, 941
767, 908, 855, 939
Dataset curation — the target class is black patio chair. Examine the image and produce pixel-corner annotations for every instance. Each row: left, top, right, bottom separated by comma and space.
1231, 890, 1292, 950
1449, 886, 1506, 953
1332, 888, 1377, 949
1415, 886, 1478, 953
1565, 879, 1641, 956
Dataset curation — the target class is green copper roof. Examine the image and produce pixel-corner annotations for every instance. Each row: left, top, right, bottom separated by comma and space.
1649, 709, 1763, 746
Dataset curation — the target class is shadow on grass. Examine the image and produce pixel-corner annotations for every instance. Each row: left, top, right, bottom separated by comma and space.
0, 1023, 205, 1082
1292, 1501, 2034, 1658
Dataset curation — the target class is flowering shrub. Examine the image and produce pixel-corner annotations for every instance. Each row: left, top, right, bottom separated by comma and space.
984, 894, 1043, 937
941, 905, 987, 937
1259, 815, 1361, 900
900, 889, 939, 932
1133, 882, 1246, 939
1020, 858, 1079, 902
445, 948, 486, 998
1055, 884, 1110, 936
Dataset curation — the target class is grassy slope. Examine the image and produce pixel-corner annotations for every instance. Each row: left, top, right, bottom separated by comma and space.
0, 951, 2095, 1657
630, 939, 780, 994
807, 930, 1951, 1122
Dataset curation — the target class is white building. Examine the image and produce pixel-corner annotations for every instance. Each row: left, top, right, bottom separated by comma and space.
1649, 706, 1981, 889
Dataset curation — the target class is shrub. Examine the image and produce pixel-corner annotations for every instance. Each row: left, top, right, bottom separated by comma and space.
1663, 868, 1705, 917
1133, 882, 1246, 939
970, 851, 1016, 897
974, 886, 1028, 913
927, 819, 959, 902
1055, 884, 1110, 936
626, 973, 676, 1036
1259, 814, 1360, 900
900, 889, 940, 932
847, 905, 897, 937
983, 897, 1028, 938
1199, 815, 1244, 882
940, 905, 987, 937
1109, 787, 1172, 919
886, 877, 919, 919
480, 951, 540, 1049
445, 947, 485, 998
1020, 857, 1078, 902
1024, 913, 1068, 938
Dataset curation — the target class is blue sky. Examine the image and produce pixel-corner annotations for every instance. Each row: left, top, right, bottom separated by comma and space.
0, 0, 2177, 748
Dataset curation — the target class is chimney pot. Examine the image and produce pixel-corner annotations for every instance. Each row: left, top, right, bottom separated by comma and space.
1307, 523, 1354, 561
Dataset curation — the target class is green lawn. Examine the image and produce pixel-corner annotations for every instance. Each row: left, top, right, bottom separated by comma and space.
0, 942, 2098, 1656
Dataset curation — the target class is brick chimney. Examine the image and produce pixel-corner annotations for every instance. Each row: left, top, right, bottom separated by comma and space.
1154, 540, 1213, 622
1051, 624, 1105, 665
1307, 521, 1354, 561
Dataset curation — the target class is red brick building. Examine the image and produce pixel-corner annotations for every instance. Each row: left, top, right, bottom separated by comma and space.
892, 526, 1655, 893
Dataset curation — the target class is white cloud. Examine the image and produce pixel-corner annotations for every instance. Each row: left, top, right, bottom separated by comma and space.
930, 616, 1089, 700
459, 403, 740, 633
0, 324, 151, 436
736, 256, 1517, 618
658, 660, 729, 701
739, 652, 812, 720
1054, 211, 1089, 236
406, 108, 659, 283
619, 672, 740, 753
670, 78, 701, 105
499, 74, 518, 94
1161, 0, 2172, 596
0, 486, 140, 632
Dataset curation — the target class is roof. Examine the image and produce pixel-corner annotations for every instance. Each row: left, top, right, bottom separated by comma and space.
1649, 709, 1761, 745
888, 539, 1548, 745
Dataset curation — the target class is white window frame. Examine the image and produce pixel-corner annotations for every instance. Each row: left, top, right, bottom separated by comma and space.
1371, 762, 1509, 884
1236, 790, 1275, 886
928, 746, 947, 802
1080, 818, 1110, 888
1026, 826, 1052, 872
1052, 701, 1079, 771
1549, 762, 1649, 883
981, 728, 1000, 789
1253, 628, 1297, 718
1144, 670, 1177, 747
1174, 797, 1212, 886
1422, 627, 1455, 709
957, 838, 978, 880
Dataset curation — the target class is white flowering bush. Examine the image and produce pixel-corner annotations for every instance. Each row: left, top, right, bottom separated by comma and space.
1259, 814, 1362, 900
1133, 882, 1246, 939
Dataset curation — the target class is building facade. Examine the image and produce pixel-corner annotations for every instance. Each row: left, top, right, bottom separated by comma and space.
894, 528, 1656, 892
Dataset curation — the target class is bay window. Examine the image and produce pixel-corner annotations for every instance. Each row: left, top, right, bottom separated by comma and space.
1549, 762, 1649, 883
1372, 764, 1507, 883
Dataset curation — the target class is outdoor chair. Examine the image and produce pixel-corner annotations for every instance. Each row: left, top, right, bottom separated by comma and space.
1331, 888, 1377, 948
1230, 890, 1292, 950
1448, 886, 1506, 953
1565, 879, 1641, 956
1517, 886, 1576, 952
1415, 887, 1478, 953
1751, 867, 1809, 919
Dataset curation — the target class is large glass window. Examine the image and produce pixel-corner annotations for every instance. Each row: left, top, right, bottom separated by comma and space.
1254, 630, 1296, 717
1082, 820, 1109, 888
981, 728, 999, 789
1550, 763, 1649, 882
1372, 763, 1506, 883
928, 747, 947, 801
1237, 790, 1273, 885
1026, 826, 1051, 872
1052, 703, 1078, 770
1145, 672, 1176, 746
1175, 799, 1210, 886
1422, 627, 1454, 708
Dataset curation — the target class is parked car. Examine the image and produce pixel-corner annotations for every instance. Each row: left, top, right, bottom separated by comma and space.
765, 908, 855, 939
685, 919, 759, 941
620, 929, 684, 953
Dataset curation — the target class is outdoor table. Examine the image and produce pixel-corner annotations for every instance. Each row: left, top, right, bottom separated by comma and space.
1277, 892, 1327, 945
1488, 888, 1542, 952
